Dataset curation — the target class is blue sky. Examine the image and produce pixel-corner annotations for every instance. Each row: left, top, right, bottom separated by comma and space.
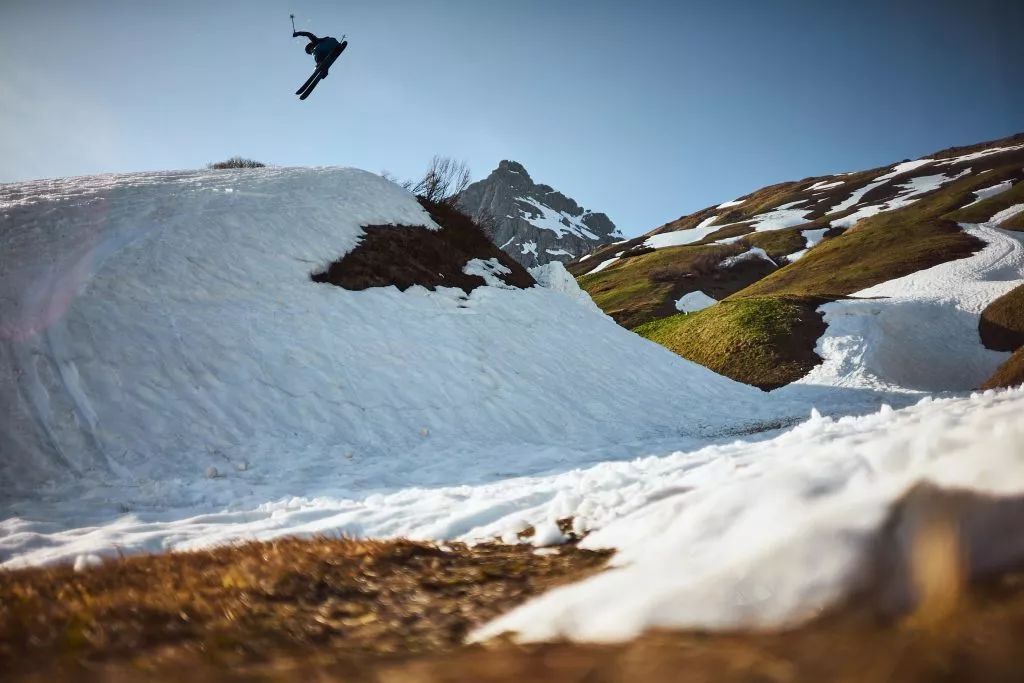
1, 0, 1022, 235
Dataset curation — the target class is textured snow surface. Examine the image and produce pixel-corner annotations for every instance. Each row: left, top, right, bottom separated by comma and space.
674, 290, 717, 313
475, 388, 1024, 642
0, 167, 783, 566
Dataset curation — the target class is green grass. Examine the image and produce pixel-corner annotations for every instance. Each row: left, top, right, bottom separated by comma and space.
633, 296, 826, 390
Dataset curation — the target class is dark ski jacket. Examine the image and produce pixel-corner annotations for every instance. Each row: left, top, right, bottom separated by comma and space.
294, 31, 341, 65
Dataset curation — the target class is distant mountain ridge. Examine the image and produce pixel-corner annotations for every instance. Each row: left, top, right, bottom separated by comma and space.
457, 160, 622, 266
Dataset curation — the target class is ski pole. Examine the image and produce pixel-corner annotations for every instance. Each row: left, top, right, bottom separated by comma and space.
290, 14, 296, 34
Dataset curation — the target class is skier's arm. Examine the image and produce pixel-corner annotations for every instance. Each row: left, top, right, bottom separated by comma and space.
292, 31, 319, 43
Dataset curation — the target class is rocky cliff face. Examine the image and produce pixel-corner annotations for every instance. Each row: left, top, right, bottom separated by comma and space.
457, 160, 622, 266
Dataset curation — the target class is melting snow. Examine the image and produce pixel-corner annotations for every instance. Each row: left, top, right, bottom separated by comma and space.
675, 290, 717, 313
720, 247, 777, 268
963, 180, 1014, 208
874, 158, 935, 182
716, 198, 746, 209
831, 170, 972, 229
643, 215, 721, 249
806, 179, 845, 191
934, 144, 1024, 167
516, 196, 600, 240
463, 258, 515, 289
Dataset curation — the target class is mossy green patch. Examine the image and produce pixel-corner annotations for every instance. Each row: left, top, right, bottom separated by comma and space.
633, 297, 826, 390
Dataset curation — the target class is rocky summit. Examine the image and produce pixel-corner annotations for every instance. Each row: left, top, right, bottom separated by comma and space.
457, 160, 622, 266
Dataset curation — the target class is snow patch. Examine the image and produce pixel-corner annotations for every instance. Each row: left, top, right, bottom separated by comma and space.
675, 291, 717, 313
463, 258, 515, 289
643, 215, 721, 249
963, 180, 1014, 208
874, 159, 935, 182
720, 247, 777, 268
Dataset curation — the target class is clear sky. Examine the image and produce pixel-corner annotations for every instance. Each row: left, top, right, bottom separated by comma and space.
1, 0, 1022, 235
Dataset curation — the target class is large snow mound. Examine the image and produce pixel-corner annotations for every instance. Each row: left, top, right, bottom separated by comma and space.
0, 167, 776, 511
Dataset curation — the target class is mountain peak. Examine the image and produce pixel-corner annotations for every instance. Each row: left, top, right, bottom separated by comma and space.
458, 162, 620, 266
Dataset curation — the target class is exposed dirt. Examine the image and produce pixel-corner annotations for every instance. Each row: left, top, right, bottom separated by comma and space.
0, 537, 610, 681
312, 198, 535, 293
979, 283, 1024, 352
981, 347, 1024, 389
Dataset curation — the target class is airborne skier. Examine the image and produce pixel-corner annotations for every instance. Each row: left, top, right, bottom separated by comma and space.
291, 15, 348, 100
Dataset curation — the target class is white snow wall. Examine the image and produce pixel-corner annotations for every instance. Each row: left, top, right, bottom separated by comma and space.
0, 168, 773, 498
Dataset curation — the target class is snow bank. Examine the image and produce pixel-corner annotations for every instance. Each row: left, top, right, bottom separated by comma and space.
474, 388, 1024, 642
793, 221, 1024, 394
674, 290, 717, 313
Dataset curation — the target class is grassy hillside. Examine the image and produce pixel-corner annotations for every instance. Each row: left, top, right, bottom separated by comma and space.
634, 297, 826, 390
573, 132, 1024, 389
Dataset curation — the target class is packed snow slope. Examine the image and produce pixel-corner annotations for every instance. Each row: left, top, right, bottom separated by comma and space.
0, 167, 782, 517
571, 132, 1024, 393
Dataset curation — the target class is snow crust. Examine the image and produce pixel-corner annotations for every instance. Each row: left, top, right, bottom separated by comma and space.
475, 388, 1024, 642
674, 290, 717, 313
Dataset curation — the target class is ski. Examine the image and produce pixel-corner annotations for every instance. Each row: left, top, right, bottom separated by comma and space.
295, 41, 348, 100
298, 73, 325, 100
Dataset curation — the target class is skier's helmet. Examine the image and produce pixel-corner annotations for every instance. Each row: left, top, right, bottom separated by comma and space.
305, 43, 315, 54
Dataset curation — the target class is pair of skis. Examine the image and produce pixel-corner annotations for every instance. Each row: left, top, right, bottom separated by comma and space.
295, 41, 348, 100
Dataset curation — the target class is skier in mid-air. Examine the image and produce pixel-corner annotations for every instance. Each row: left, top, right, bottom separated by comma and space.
291, 15, 348, 100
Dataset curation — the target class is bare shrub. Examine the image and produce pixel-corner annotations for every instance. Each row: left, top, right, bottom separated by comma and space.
411, 156, 471, 205
208, 157, 266, 170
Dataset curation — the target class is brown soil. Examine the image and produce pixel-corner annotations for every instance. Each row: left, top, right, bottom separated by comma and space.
979, 284, 1024, 352
312, 198, 535, 293
981, 347, 1024, 389
0, 537, 610, 681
